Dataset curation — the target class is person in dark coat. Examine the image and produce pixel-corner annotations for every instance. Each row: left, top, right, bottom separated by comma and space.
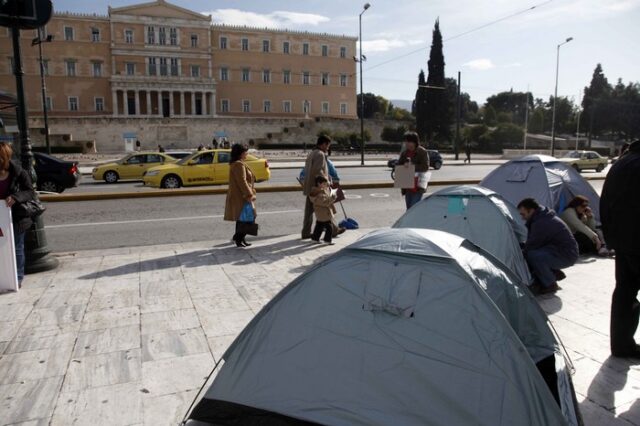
0, 143, 36, 287
517, 198, 579, 295
601, 139, 640, 358
397, 131, 429, 210
301, 135, 331, 239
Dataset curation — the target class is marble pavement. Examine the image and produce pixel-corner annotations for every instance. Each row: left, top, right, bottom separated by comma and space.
0, 229, 638, 425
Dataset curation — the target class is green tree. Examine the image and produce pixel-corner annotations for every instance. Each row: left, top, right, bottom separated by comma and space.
414, 70, 428, 141
357, 93, 382, 119
483, 105, 497, 126
485, 91, 532, 126
582, 64, 612, 139
424, 19, 451, 143
528, 108, 545, 134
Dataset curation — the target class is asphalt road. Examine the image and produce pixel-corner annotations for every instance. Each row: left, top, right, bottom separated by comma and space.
42, 180, 606, 253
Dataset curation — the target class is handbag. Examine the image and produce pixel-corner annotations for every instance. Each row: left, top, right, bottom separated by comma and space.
16, 196, 46, 218
237, 221, 259, 236
239, 202, 255, 222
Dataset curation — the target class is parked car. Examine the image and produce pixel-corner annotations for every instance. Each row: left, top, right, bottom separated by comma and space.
33, 152, 80, 193
91, 152, 178, 183
558, 150, 608, 172
165, 151, 193, 160
143, 149, 270, 189
388, 150, 443, 180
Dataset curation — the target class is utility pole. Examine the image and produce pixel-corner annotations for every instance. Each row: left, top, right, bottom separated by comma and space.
33, 27, 52, 154
523, 86, 529, 150
551, 37, 573, 157
454, 71, 461, 160
357, 3, 370, 166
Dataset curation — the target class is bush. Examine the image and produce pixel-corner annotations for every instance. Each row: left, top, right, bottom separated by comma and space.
381, 125, 407, 142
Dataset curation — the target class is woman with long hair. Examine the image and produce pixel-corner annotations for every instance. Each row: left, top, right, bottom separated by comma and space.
224, 144, 257, 247
560, 195, 612, 256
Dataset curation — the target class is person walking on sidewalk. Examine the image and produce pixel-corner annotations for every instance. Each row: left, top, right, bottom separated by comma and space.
301, 135, 331, 239
224, 143, 257, 248
601, 139, 640, 359
0, 143, 37, 287
518, 198, 579, 295
464, 141, 472, 164
397, 131, 429, 210
309, 176, 337, 245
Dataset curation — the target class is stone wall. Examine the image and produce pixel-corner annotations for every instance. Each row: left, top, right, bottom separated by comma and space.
27, 116, 405, 153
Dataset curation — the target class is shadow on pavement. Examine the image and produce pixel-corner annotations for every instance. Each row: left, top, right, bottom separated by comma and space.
537, 294, 564, 315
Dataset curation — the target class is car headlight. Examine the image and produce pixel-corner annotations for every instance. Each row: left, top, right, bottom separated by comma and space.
92, 168, 98, 173
146, 170, 160, 177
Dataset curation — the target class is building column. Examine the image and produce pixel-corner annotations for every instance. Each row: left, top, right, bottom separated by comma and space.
125, 90, 131, 115
210, 92, 216, 117
169, 91, 174, 117
190, 91, 196, 116
112, 90, 118, 116
134, 90, 140, 116
157, 91, 162, 117
180, 91, 185, 116
146, 91, 151, 117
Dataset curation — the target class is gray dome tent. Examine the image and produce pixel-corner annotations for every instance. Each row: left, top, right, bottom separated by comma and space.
185, 229, 580, 426
393, 185, 531, 285
480, 155, 601, 223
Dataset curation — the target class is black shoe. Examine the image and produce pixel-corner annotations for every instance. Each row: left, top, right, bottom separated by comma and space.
242, 240, 252, 247
540, 283, 561, 294
612, 344, 640, 359
552, 269, 566, 281
302, 234, 312, 240
235, 240, 245, 248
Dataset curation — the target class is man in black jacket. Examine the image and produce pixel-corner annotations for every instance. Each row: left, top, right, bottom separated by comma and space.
518, 198, 579, 295
601, 139, 640, 359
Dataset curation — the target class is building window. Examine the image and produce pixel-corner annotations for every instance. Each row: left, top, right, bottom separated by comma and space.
220, 67, 228, 81
65, 60, 76, 77
340, 46, 346, 58
92, 62, 102, 77
283, 41, 290, 54
125, 29, 134, 44
159, 27, 166, 45
283, 70, 291, 84
42, 59, 49, 76
322, 73, 329, 86
191, 34, 198, 48
340, 74, 347, 87
45, 97, 52, 111
242, 68, 250, 82
303, 101, 310, 114
68, 97, 78, 111
340, 103, 347, 115
221, 99, 229, 112
190, 65, 200, 77
126, 62, 135, 76
147, 26, 155, 44
148, 57, 157, 76
91, 28, 100, 42
170, 28, 178, 46
64, 26, 74, 41
220, 37, 227, 49
95, 97, 104, 112
241, 38, 249, 51
322, 102, 330, 114
303, 43, 309, 55
283, 101, 291, 113
263, 100, 271, 113
263, 69, 270, 83
262, 40, 270, 52
159, 58, 168, 76
242, 100, 250, 113
303, 71, 310, 85
170, 58, 179, 76
322, 45, 328, 56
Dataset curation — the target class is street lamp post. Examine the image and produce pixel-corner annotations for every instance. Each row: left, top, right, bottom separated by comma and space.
550, 37, 573, 157
32, 27, 53, 155
358, 3, 370, 166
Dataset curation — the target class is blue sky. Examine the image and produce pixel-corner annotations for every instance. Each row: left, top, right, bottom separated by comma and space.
55, 0, 640, 106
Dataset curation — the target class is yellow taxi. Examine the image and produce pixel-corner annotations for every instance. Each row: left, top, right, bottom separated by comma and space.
92, 152, 179, 183
143, 149, 271, 188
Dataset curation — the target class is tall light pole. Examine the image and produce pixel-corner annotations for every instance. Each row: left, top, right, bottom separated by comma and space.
32, 27, 53, 154
358, 3, 370, 166
550, 36, 573, 157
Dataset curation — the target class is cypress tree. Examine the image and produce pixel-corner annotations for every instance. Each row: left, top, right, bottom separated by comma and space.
414, 70, 428, 141
424, 19, 450, 144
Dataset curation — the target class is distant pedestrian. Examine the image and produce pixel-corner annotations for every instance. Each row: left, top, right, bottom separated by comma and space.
309, 176, 337, 245
301, 135, 331, 239
224, 143, 257, 248
197, 144, 204, 151
600, 139, 640, 359
0, 143, 37, 288
135, 140, 141, 152
397, 131, 429, 210
212, 138, 218, 149
158, 144, 165, 153
464, 142, 472, 164
517, 198, 578, 295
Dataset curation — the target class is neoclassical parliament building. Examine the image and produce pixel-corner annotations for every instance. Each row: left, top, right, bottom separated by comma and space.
0, 0, 358, 124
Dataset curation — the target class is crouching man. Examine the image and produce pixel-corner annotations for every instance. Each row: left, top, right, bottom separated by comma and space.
518, 198, 579, 295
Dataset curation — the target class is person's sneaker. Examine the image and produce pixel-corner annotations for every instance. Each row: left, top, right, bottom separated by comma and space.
539, 283, 561, 294
598, 247, 610, 257
311, 238, 321, 244
325, 241, 335, 245
552, 269, 566, 281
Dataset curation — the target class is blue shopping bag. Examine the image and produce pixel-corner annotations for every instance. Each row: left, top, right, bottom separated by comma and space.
239, 202, 255, 222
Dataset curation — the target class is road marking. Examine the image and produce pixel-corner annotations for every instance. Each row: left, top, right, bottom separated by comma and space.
370, 193, 390, 198
45, 209, 302, 229
344, 194, 362, 199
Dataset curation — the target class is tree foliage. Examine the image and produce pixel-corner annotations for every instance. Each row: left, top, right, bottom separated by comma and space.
423, 19, 451, 143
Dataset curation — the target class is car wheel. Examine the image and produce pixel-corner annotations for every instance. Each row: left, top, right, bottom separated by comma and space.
391, 168, 395, 181
596, 164, 605, 172
161, 174, 182, 189
39, 180, 60, 193
572, 164, 581, 173
104, 171, 119, 183
433, 161, 442, 170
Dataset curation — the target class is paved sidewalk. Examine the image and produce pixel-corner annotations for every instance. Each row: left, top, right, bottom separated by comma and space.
0, 230, 638, 425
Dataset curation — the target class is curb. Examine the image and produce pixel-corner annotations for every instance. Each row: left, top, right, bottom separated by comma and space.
40, 176, 607, 203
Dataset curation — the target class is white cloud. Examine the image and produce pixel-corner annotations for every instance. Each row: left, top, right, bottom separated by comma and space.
504, 62, 522, 68
206, 9, 330, 28
463, 58, 495, 71
361, 38, 424, 53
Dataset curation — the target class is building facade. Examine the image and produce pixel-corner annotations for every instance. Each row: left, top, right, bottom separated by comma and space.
0, 0, 357, 122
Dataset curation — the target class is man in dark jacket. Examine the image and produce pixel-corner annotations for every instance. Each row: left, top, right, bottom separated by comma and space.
301, 135, 331, 239
517, 198, 579, 294
601, 139, 640, 358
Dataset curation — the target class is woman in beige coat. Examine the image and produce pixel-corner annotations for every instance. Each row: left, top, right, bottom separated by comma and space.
224, 144, 256, 247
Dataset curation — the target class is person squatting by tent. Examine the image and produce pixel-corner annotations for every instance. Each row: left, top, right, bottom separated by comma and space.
560, 195, 612, 256
518, 198, 579, 295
